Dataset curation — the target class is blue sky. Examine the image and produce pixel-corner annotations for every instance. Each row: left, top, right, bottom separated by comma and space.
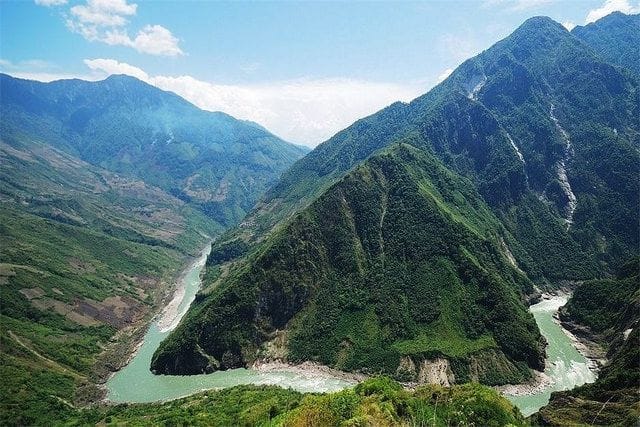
2, 0, 638, 145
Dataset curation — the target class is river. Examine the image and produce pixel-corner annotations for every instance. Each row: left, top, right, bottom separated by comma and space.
106, 245, 354, 403
504, 295, 597, 416
106, 248, 597, 416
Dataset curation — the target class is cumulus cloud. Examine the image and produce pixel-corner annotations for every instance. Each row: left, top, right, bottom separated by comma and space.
82, 58, 426, 146
70, 0, 136, 27
129, 25, 183, 56
97, 25, 183, 56
34, 0, 67, 6
40, 0, 183, 56
585, 0, 640, 23
561, 21, 576, 30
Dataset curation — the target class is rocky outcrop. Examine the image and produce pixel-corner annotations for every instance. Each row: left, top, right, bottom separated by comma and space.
417, 358, 455, 386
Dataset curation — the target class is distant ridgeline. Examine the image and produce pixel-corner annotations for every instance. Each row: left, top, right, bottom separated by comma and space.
0, 73, 308, 228
0, 72, 305, 424
152, 12, 640, 391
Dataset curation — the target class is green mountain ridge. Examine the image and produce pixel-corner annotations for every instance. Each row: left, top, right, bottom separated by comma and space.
152, 143, 544, 384
0, 73, 308, 228
572, 12, 640, 76
0, 62, 309, 425
226, 15, 639, 281
153, 14, 639, 390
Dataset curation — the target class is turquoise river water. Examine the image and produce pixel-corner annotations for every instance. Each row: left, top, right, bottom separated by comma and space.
106, 245, 596, 416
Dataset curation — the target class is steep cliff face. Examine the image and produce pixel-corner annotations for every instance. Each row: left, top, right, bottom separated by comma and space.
152, 145, 544, 384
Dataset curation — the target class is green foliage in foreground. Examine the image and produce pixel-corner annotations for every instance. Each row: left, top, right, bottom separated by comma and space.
64, 377, 524, 427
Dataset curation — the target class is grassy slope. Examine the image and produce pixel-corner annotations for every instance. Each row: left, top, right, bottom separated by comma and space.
62, 377, 525, 427
152, 144, 543, 384
0, 134, 219, 425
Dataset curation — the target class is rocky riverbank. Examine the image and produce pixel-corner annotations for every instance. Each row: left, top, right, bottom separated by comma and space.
252, 360, 366, 384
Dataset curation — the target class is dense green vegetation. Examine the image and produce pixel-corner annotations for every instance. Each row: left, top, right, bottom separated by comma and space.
153, 144, 543, 384
572, 12, 640, 76
534, 258, 639, 425
0, 135, 218, 425
222, 15, 639, 282
58, 377, 524, 426
561, 258, 639, 335
0, 73, 307, 227
157, 14, 639, 387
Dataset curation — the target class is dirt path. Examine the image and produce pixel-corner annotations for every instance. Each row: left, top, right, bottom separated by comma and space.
8, 330, 85, 380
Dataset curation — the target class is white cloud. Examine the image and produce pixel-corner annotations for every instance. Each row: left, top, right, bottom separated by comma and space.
83, 58, 149, 80
437, 68, 454, 83
61, 0, 183, 56
562, 21, 576, 30
585, 0, 640, 23
70, 0, 136, 27
483, 0, 554, 11
98, 25, 184, 56
128, 25, 183, 56
34, 0, 67, 6
82, 58, 426, 146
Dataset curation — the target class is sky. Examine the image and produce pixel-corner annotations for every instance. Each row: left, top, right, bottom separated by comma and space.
1, 0, 639, 147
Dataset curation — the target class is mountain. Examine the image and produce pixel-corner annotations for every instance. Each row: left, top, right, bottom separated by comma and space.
0, 131, 219, 424
0, 73, 308, 227
224, 15, 640, 281
153, 14, 639, 383
572, 12, 640, 76
534, 258, 639, 425
153, 144, 544, 384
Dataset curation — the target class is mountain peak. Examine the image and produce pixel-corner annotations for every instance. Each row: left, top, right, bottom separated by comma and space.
509, 15, 569, 41
104, 73, 144, 83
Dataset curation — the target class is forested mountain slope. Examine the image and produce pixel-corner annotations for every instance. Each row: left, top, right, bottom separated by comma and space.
0, 73, 307, 227
572, 12, 640, 76
228, 15, 639, 282
154, 14, 639, 382
153, 144, 545, 384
